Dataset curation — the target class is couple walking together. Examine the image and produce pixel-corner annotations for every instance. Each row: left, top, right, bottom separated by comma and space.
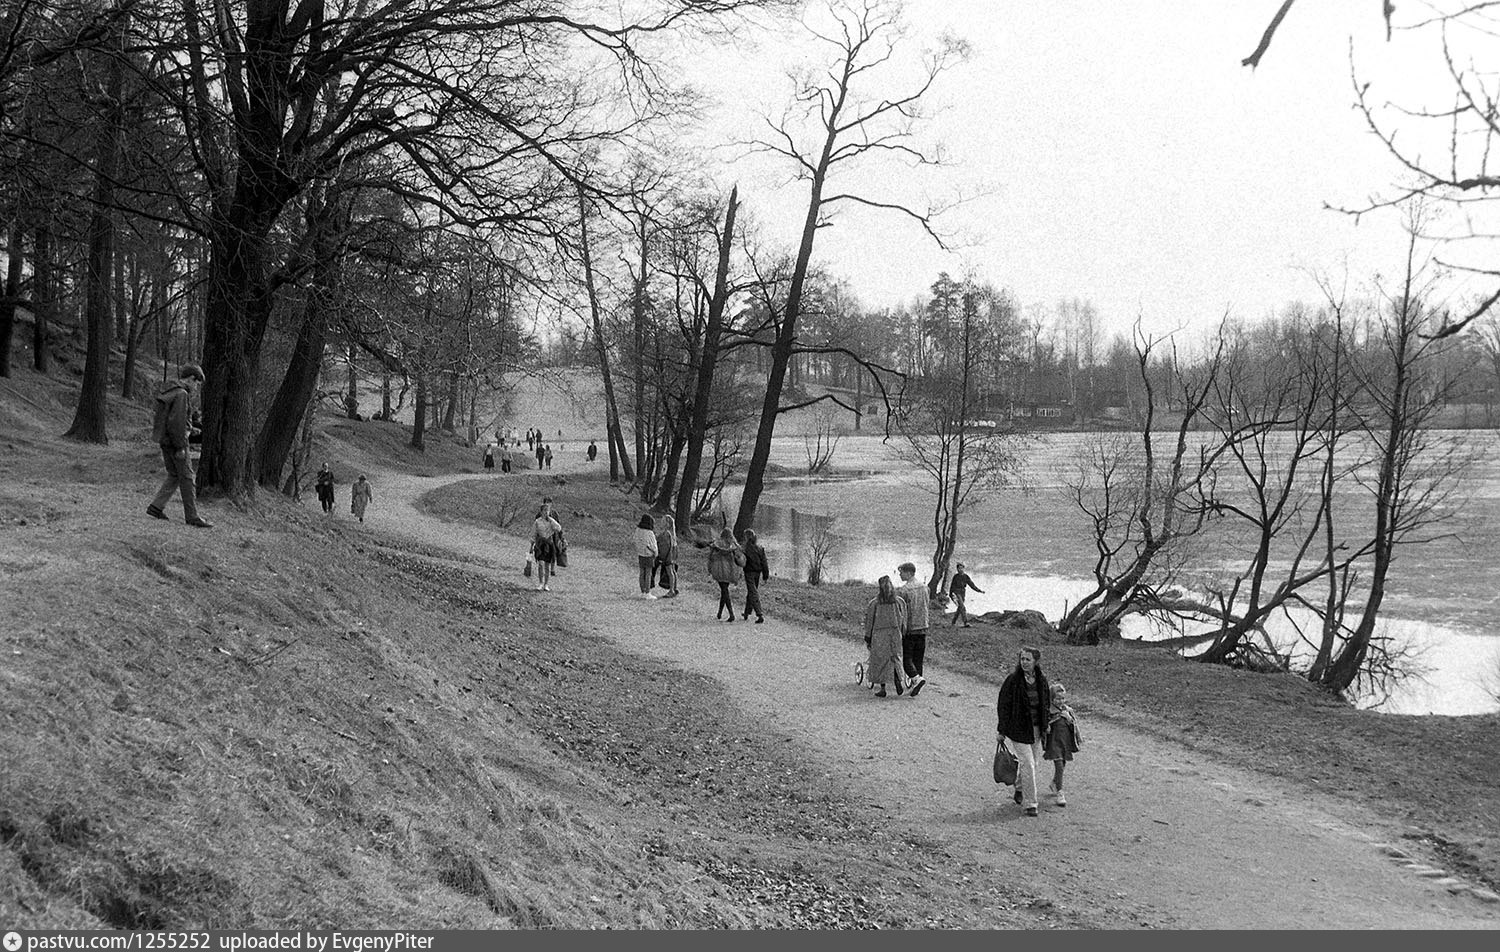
861, 562, 932, 698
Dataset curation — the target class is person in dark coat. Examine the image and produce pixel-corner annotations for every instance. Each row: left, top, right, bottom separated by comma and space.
315, 463, 336, 513
535, 443, 545, 469
996, 645, 1052, 817
739, 529, 769, 623
484, 444, 495, 471
146, 363, 212, 528
587, 440, 598, 462
949, 561, 985, 627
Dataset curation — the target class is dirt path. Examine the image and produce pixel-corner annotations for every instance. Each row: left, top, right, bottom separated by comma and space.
361, 467, 1500, 929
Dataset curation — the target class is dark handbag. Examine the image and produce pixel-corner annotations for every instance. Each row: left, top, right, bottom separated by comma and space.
993, 737, 1018, 785
553, 532, 568, 569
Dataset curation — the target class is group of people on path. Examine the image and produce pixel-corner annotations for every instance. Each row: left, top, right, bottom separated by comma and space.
630, 517, 770, 623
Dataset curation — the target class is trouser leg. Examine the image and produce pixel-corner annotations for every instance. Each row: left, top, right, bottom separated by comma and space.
1053, 759, 1065, 791
717, 582, 732, 615
638, 556, 653, 593
1012, 739, 1043, 809
154, 447, 199, 520
743, 574, 762, 617
902, 631, 916, 679
909, 628, 927, 677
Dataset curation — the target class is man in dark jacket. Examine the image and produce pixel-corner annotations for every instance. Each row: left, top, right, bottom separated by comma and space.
740, 529, 769, 623
146, 364, 212, 528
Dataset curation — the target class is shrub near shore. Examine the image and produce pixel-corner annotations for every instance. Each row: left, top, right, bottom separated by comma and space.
424, 470, 1500, 891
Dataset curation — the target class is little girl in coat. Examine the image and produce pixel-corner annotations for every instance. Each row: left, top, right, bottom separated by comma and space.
1043, 682, 1083, 807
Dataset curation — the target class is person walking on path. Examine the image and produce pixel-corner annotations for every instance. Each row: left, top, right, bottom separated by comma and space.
634, 514, 660, 599
949, 562, 985, 627
530, 500, 564, 591
315, 463, 337, 514
1043, 682, 1082, 808
862, 575, 909, 698
500, 448, 512, 474
535, 442, 545, 470
997, 645, 1052, 817
526, 429, 535, 451
896, 562, 931, 696
146, 363, 212, 528
655, 513, 680, 598
350, 475, 374, 523
484, 444, 495, 472
587, 440, 598, 463
707, 528, 744, 622
544, 445, 554, 469
740, 529, 769, 623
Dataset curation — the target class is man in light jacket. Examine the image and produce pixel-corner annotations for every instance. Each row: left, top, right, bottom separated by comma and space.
147, 363, 212, 528
896, 562, 930, 696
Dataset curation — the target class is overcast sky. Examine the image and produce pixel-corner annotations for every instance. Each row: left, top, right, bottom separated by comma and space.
662, 1, 1497, 340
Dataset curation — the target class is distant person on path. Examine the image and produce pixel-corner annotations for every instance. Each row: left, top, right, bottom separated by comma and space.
531, 500, 563, 591
896, 562, 930, 696
350, 475, 373, 523
484, 443, 495, 472
587, 440, 598, 463
544, 444, 553, 469
740, 529, 769, 623
1043, 682, 1082, 807
862, 575, 908, 698
997, 646, 1052, 817
526, 429, 535, 451
707, 528, 744, 622
634, 514, 660, 599
655, 513, 679, 598
535, 442, 545, 469
315, 463, 336, 514
500, 448, 512, 474
146, 363, 212, 528
949, 562, 985, 627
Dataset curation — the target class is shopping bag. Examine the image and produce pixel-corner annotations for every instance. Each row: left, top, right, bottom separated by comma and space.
993, 737, 1018, 785
523, 557, 534, 578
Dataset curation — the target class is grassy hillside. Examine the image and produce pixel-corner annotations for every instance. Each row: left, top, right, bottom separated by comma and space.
0, 369, 1067, 929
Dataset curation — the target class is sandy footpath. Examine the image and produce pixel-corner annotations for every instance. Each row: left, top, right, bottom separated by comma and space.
362, 465, 1500, 929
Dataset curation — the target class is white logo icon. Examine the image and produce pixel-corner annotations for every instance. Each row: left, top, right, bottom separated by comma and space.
3, 932, 22, 952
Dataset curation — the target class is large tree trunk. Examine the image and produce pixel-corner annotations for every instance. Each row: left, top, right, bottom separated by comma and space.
411, 372, 427, 451
345, 341, 358, 418
633, 215, 648, 476
442, 369, 459, 431
32, 224, 52, 373
66, 46, 124, 444
735, 151, 833, 538
0, 220, 20, 378
255, 289, 328, 488
578, 189, 633, 484
675, 187, 738, 529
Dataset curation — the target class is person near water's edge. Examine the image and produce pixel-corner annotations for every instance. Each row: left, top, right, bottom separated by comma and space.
740, 529, 769, 623
862, 576, 908, 698
707, 529, 744, 621
997, 645, 1051, 817
146, 363, 212, 528
949, 562, 984, 627
896, 562, 929, 696
634, 514, 659, 599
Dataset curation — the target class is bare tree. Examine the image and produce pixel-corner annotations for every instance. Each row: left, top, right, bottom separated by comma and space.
802, 407, 842, 474
733, 0, 967, 538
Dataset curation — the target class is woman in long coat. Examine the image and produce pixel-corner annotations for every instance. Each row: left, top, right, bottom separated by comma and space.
315, 463, 336, 513
350, 475, 373, 523
862, 575, 908, 698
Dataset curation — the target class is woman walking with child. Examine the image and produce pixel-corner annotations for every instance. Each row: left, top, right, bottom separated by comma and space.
861, 576, 908, 698
996, 645, 1051, 816
707, 528, 744, 622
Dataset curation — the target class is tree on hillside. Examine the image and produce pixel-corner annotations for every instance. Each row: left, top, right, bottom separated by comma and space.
732, 0, 967, 539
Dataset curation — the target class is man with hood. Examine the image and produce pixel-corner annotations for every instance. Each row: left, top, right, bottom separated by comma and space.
147, 363, 212, 528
